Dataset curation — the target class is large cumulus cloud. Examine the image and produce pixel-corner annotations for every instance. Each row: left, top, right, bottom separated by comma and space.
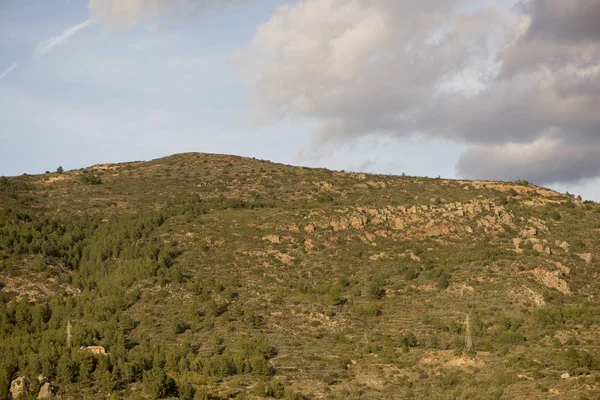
237, 0, 600, 185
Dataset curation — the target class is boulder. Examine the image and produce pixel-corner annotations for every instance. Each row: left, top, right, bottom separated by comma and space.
303, 224, 315, 233
37, 382, 57, 399
10, 376, 30, 399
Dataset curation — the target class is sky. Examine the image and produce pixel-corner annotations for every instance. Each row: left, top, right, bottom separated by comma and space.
1, 0, 599, 201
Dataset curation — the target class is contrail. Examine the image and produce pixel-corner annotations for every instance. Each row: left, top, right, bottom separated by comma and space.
0, 63, 19, 81
35, 19, 94, 57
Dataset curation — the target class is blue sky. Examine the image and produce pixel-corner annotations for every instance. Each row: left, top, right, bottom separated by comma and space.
1, 0, 599, 200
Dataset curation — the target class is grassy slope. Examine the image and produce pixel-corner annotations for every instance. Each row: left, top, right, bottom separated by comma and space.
1, 152, 600, 399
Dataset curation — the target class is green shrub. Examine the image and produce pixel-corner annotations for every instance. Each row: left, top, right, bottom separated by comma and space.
367, 278, 385, 300
355, 302, 382, 317
79, 173, 102, 185
268, 379, 286, 398
398, 331, 419, 350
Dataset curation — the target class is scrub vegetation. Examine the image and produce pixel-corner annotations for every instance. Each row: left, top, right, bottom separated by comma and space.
1, 153, 599, 399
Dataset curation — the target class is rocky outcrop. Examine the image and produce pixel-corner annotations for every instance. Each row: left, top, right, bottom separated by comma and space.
262, 235, 281, 244
366, 181, 386, 189
304, 224, 315, 233
555, 262, 571, 275
579, 253, 592, 264
330, 214, 368, 231
513, 238, 523, 253
10, 376, 30, 399
520, 228, 537, 238
37, 382, 57, 399
532, 268, 570, 295
532, 243, 552, 255
304, 199, 521, 237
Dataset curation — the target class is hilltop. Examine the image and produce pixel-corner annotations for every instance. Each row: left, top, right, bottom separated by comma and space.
1, 152, 599, 399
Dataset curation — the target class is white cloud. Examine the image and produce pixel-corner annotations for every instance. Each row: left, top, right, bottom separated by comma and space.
237, 0, 600, 185
35, 19, 94, 57
0, 63, 19, 81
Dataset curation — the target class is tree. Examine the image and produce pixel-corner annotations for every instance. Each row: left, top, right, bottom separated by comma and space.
143, 366, 175, 398
178, 383, 196, 400
93, 357, 115, 393
57, 166, 64, 174
0, 366, 10, 400
77, 353, 95, 385
57, 354, 76, 384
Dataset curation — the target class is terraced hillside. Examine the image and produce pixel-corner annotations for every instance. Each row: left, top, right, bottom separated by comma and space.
1, 153, 599, 399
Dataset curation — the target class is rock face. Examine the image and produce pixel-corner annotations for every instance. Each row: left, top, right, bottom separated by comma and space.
37, 382, 57, 399
579, 253, 592, 264
532, 268, 570, 295
304, 199, 515, 237
10, 376, 30, 399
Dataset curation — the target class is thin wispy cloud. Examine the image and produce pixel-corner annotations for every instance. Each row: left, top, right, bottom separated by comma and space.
88, 0, 251, 28
35, 19, 94, 57
0, 63, 19, 81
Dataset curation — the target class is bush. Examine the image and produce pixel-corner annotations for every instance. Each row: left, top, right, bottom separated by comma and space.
398, 331, 419, 350
367, 278, 385, 300
355, 302, 382, 317
268, 379, 286, 398
534, 307, 565, 330
329, 284, 345, 305
79, 173, 102, 185
178, 383, 196, 400
437, 272, 451, 289
402, 265, 420, 280
173, 320, 190, 334
563, 348, 600, 375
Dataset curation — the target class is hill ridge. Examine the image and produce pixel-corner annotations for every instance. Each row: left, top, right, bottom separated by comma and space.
0, 152, 599, 399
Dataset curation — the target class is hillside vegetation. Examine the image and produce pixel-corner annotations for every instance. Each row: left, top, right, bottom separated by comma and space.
1, 153, 599, 399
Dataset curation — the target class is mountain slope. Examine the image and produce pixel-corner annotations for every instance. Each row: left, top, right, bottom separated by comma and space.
1, 153, 599, 399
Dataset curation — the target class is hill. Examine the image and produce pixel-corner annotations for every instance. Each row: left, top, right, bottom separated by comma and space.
1, 152, 599, 399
